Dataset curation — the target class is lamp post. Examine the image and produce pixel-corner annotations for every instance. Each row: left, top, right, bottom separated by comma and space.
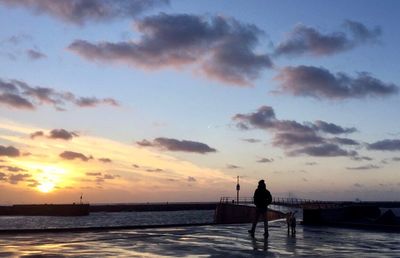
236, 176, 240, 204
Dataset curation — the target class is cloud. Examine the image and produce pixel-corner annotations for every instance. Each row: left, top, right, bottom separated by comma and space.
305, 162, 317, 166
103, 174, 118, 180
0, 172, 6, 181
257, 158, 273, 163
0, 77, 119, 110
275, 66, 398, 100
331, 137, 359, 146
353, 183, 364, 188
30, 129, 78, 140
0, 145, 20, 157
86, 172, 102, 176
137, 137, 217, 154
274, 20, 381, 57
0, 0, 169, 25
98, 158, 112, 163
74, 97, 118, 107
313, 120, 357, 134
49, 129, 78, 140
68, 13, 272, 86
187, 176, 196, 182
346, 164, 380, 170
0, 165, 26, 172
392, 157, 400, 162
146, 168, 164, 173
59, 151, 92, 161
367, 139, 400, 151
233, 106, 360, 157
289, 143, 357, 157
8, 173, 31, 184
241, 138, 261, 143
26, 49, 46, 60
233, 105, 276, 130
351, 156, 373, 161
226, 164, 241, 169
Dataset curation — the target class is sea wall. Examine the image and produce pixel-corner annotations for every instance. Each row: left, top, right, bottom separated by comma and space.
214, 203, 285, 224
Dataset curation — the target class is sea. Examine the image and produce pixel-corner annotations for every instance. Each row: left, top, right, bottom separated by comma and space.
0, 210, 215, 230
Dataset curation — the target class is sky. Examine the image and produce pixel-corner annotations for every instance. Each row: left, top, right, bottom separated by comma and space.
0, 0, 400, 204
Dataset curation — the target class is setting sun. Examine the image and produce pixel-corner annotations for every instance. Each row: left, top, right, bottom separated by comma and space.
37, 181, 55, 193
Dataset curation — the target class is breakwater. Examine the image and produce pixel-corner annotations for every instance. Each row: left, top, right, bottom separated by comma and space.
90, 202, 217, 212
0, 204, 90, 216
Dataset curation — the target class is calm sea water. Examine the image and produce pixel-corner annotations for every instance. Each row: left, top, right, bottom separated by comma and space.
0, 210, 215, 230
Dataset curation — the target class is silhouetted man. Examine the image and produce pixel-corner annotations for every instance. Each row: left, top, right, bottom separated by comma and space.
248, 179, 272, 238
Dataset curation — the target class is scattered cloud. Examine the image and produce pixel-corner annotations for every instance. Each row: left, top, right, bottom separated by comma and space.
86, 172, 102, 176
346, 164, 380, 170
313, 120, 357, 134
305, 162, 317, 166
274, 20, 381, 57
68, 13, 272, 86
0, 78, 119, 110
137, 137, 217, 154
26, 49, 46, 60
98, 158, 112, 163
233, 105, 359, 157
104, 174, 118, 180
0, 145, 20, 157
0, 0, 169, 25
1, 33, 32, 45
367, 139, 400, 151
8, 173, 31, 184
226, 164, 241, 169
146, 168, 164, 173
257, 158, 273, 163
74, 97, 118, 107
275, 65, 398, 100
30, 129, 78, 140
330, 137, 359, 146
242, 138, 261, 143
0, 165, 26, 172
188, 176, 196, 182
289, 143, 357, 157
392, 157, 400, 162
351, 156, 373, 161
353, 183, 364, 188
59, 151, 92, 161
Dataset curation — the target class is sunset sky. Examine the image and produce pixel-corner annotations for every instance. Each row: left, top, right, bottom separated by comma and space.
1, 0, 399, 204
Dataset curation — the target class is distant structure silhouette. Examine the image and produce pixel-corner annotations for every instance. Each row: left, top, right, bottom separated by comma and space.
248, 179, 272, 238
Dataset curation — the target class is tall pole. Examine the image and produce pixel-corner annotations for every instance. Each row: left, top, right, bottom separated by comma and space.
236, 176, 240, 204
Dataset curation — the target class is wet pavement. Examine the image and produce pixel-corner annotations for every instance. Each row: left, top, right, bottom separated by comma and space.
0, 220, 399, 257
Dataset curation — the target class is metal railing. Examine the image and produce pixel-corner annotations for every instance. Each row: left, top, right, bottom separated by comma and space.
219, 196, 346, 209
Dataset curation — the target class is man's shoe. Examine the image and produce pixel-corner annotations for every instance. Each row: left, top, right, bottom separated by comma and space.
248, 230, 255, 238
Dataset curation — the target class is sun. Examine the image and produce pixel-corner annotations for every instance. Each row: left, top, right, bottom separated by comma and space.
37, 181, 55, 193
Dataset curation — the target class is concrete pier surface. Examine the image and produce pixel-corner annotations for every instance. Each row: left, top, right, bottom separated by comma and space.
0, 220, 399, 257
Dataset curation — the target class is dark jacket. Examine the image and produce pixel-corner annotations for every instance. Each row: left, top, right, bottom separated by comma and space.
253, 187, 272, 211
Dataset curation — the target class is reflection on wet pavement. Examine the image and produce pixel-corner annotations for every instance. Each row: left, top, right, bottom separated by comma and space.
0, 220, 399, 257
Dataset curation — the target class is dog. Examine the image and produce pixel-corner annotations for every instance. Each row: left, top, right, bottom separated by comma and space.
286, 211, 297, 235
